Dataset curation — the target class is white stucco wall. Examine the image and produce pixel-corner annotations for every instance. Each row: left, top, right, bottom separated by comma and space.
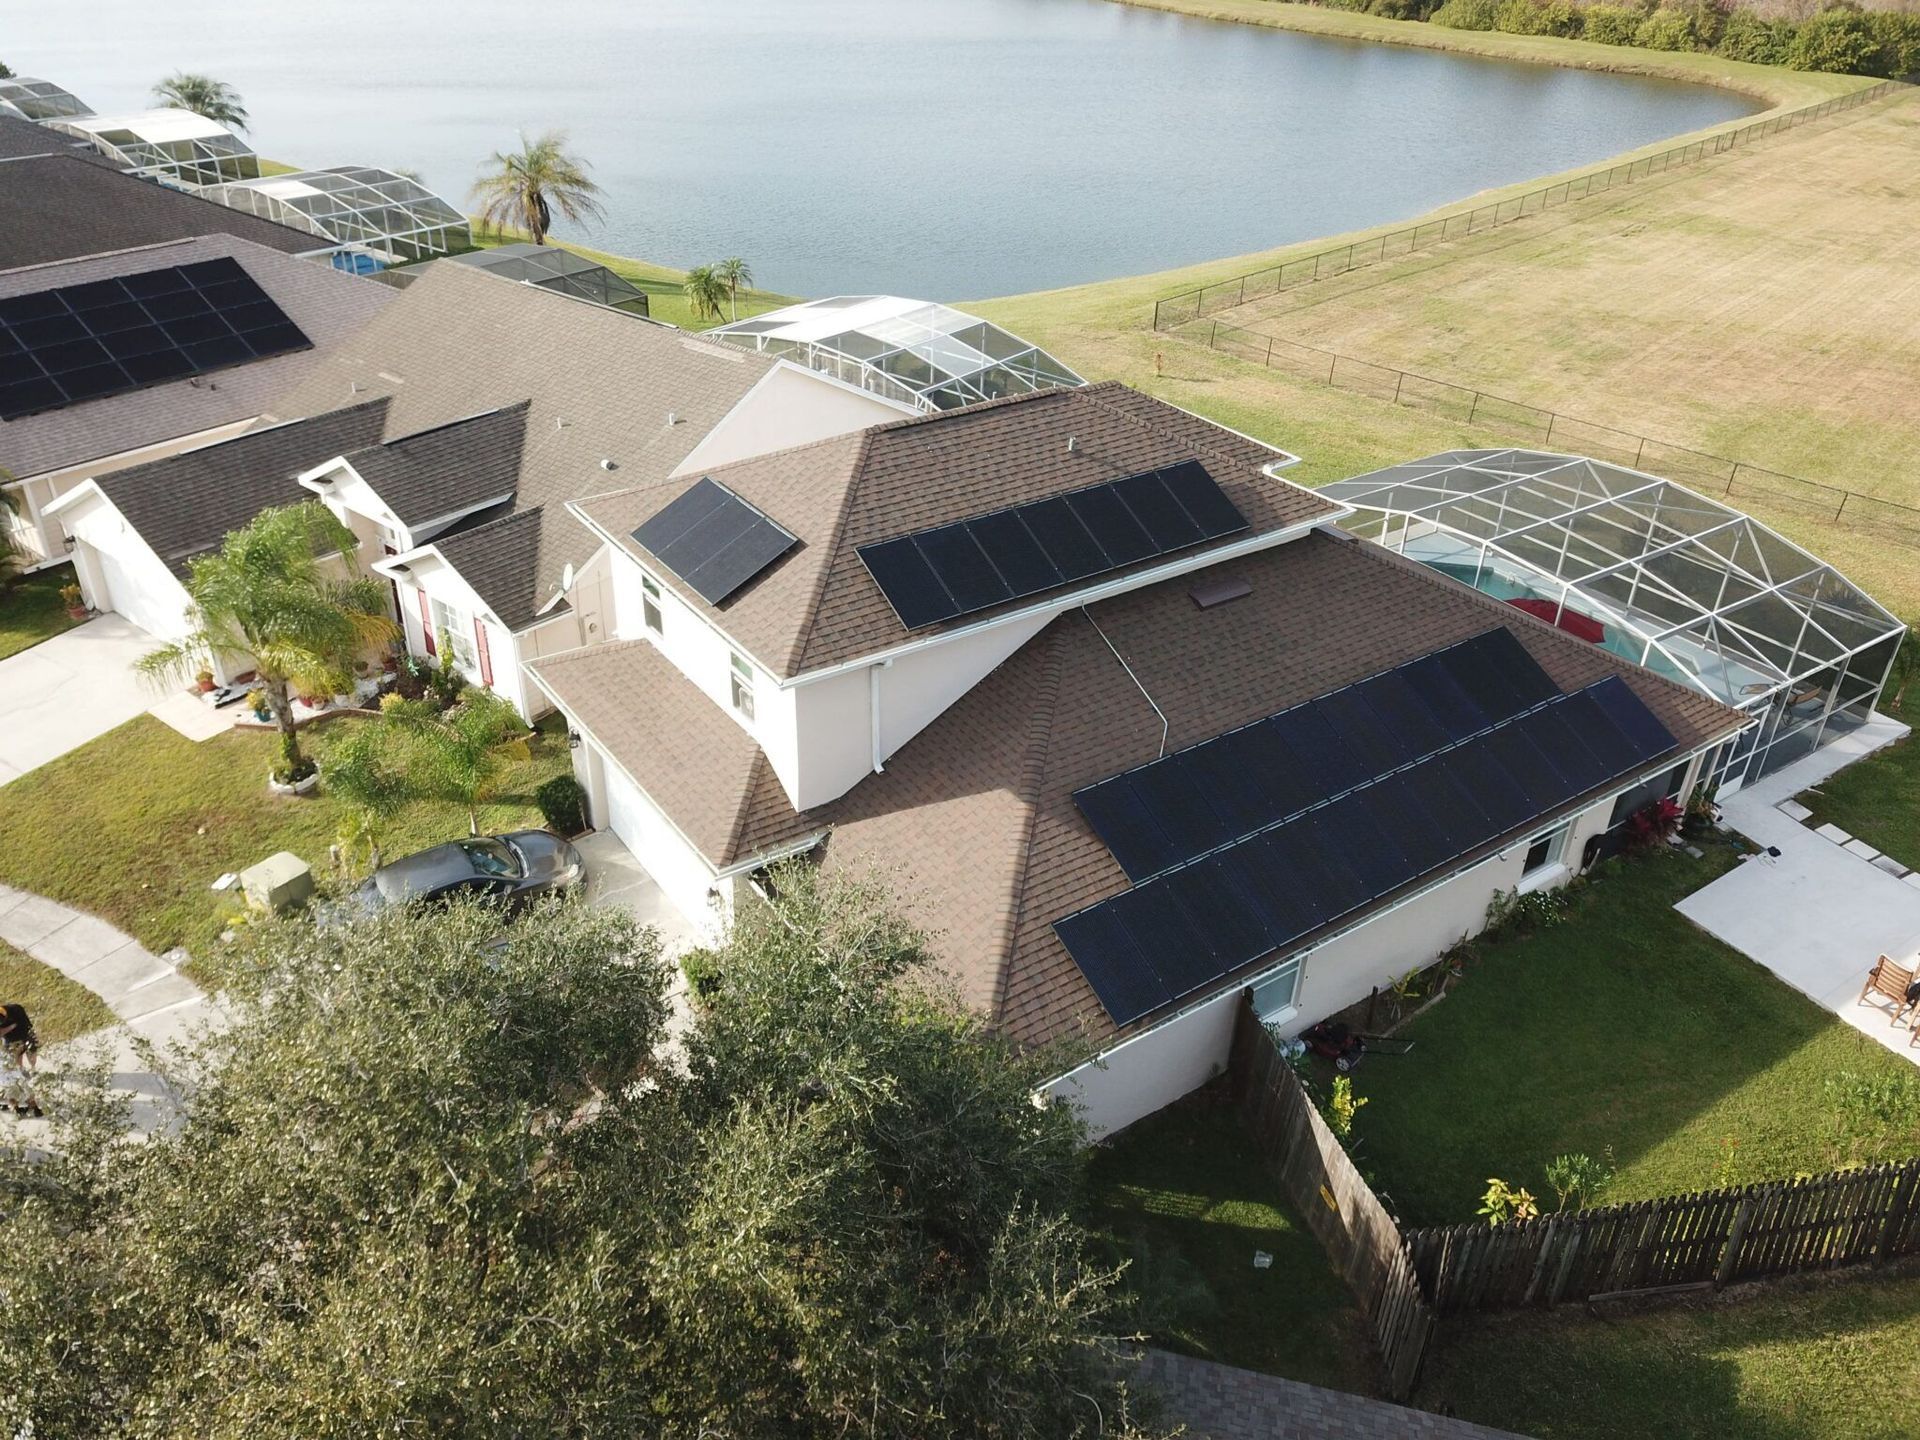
597, 755, 724, 943
672, 363, 906, 479
58, 491, 194, 640
1044, 988, 1242, 1142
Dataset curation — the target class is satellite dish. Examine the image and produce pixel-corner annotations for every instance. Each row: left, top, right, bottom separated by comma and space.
561, 562, 575, 592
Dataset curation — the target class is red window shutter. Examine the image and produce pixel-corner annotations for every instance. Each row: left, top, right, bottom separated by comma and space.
473, 617, 493, 687
417, 589, 435, 656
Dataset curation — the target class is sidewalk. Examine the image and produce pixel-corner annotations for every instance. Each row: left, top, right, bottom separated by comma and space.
0, 883, 215, 1136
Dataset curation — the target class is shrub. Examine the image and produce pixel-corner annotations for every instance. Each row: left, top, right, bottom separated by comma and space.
1497, 0, 1584, 35
1324, 1075, 1369, 1143
1787, 7, 1878, 72
1369, 0, 1442, 20
534, 772, 588, 837
1634, 7, 1701, 50
1582, 4, 1644, 44
679, 945, 725, 1002
1626, 795, 1683, 849
271, 731, 316, 786
1479, 1177, 1540, 1225
1867, 9, 1920, 76
1716, 9, 1791, 63
1545, 1150, 1616, 1210
1431, 0, 1501, 30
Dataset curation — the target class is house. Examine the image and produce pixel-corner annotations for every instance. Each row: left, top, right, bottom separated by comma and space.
251, 262, 916, 719
526, 382, 1751, 1137
2, 233, 395, 569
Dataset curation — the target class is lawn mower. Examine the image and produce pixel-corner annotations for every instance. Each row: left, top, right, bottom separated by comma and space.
1299, 1020, 1414, 1073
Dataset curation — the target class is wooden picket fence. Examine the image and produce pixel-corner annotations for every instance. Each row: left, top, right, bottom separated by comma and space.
1407, 1159, 1920, 1316
1228, 997, 1436, 1398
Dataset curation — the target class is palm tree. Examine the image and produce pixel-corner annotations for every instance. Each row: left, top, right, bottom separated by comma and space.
151, 73, 249, 131
382, 691, 529, 836
714, 257, 753, 322
470, 131, 604, 247
322, 725, 412, 871
136, 503, 395, 779
683, 264, 729, 325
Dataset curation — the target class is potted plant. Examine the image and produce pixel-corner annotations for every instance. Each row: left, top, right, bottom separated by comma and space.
59, 583, 87, 620
246, 688, 270, 722
195, 667, 216, 694
267, 733, 320, 797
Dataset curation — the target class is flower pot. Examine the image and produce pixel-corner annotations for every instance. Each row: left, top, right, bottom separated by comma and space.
66, 605, 88, 621
266, 769, 320, 797
196, 678, 215, 694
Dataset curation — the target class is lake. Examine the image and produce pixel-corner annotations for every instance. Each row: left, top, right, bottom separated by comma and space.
6, 0, 1756, 299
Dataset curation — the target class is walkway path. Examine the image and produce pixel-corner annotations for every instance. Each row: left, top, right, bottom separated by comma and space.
1133, 1349, 1527, 1439
1677, 714, 1920, 1066
0, 883, 213, 1135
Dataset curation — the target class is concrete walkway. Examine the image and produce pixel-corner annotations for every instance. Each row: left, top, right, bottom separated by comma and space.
0, 883, 212, 1135
0, 614, 163, 785
1677, 715, 1920, 1066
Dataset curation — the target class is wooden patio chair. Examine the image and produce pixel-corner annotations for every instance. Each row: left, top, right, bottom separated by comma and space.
1858, 955, 1917, 1027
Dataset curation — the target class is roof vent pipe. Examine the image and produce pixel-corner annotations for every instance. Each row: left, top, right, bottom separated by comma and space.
599, 458, 618, 472
666, 410, 679, 427
1066, 436, 1078, 453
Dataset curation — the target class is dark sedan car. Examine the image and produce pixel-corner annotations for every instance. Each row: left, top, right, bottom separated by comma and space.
332, 830, 585, 921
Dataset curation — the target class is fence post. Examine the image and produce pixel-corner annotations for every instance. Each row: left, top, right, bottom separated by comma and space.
1835, 490, 1850, 523
1717, 1193, 1758, 1288
1467, 392, 1480, 427
1265, 335, 1275, 367
1209, 320, 1218, 350
1152, 297, 1161, 332
1634, 436, 1646, 469
1393, 371, 1405, 405
1875, 1163, 1915, 1265
1545, 413, 1556, 446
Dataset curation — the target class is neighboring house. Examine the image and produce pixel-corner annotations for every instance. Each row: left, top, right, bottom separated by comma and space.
0, 233, 395, 570
41, 108, 257, 188
0, 113, 104, 163
199, 167, 471, 265
258, 262, 915, 719
528, 381, 1751, 1137
0, 152, 321, 271
44, 401, 392, 656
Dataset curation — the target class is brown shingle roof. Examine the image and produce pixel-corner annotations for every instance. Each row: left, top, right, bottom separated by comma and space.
574, 381, 1342, 680
534, 529, 1746, 1050
345, 401, 529, 528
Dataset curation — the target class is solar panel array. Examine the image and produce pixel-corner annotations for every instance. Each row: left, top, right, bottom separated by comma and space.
1075, 629, 1558, 882
856, 459, 1249, 631
1056, 648, 1678, 1026
630, 476, 801, 606
0, 257, 311, 422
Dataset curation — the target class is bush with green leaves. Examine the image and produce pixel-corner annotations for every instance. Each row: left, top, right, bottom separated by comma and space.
1544, 1150, 1616, 1210
0, 871, 1160, 1438
534, 771, 588, 836
1496, 0, 1584, 37
1430, 0, 1501, 27
1634, 7, 1700, 50
1787, 7, 1879, 71
1869, 10, 1920, 77
1582, 3, 1646, 44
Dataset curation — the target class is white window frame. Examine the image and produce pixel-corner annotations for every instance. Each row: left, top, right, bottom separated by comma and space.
640, 571, 663, 635
1518, 823, 1571, 891
431, 595, 476, 674
1249, 954, 1303, 1023
729, 651, 756, 721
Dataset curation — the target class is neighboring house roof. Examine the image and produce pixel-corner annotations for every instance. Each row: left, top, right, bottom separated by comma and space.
531, 531, 1745, 1048
0, 234, 394, 481
341, 401, 529, 529
426, 506, 552, 633
0, 153, 317, 271
0, 115, 103, 162
267, 261, 779, 631
575, 381, 1336, 680
88, 398, 392, 575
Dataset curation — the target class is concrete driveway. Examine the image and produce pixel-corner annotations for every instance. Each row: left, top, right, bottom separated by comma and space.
0, 614, 161, 785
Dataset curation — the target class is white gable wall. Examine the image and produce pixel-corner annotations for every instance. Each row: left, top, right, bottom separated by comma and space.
671, 362, 908, 479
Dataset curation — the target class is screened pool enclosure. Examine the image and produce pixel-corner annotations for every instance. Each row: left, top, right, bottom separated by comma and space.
1321, 450, 1906, 792
0, 76, 91, 122
443, 244, 650, 316
44, 110, 256, 187
201, 168, 469, 262
709, 296, 1083, 413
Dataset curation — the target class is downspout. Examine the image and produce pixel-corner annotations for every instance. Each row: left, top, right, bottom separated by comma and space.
869, 658, 891, 773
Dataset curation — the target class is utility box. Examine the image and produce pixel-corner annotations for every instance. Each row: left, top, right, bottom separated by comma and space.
241, 851, 313, 913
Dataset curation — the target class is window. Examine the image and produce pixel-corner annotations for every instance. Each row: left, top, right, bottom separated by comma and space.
641, 572, 663, 635
1523, 825, 1569, 876
1249, 956, 1302, 1021
431, 597, 475, 672
729, 651, 755, 721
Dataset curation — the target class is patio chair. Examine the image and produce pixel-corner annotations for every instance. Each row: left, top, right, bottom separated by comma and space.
1858, 955, 1918, 1027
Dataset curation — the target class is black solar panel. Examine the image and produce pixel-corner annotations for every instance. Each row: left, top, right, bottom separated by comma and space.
856, 462, 1250, 632
0, 257, 311, 422
630, 477, 800, 607
1073, 626, 1560, 882
1056, 673, 1679, 1026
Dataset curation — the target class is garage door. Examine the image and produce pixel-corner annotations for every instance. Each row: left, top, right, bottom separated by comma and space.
600, 757, 719, 939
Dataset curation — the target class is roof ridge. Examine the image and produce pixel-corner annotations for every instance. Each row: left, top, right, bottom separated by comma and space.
1077, 382, 1270, 478
862, 379, 1098, 437
989, 622, 1072, 1024
787, 425, 878, 673
357, 397, 532, 454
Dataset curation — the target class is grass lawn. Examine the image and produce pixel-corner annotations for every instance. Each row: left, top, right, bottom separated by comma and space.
0, 713, 571, 969
1422, 1267, 1920, 1440
1796, 693, 1920, 871
1082, 1085, 1376, 1394
0, 939, 115, 1044
0, 562, 82, 661
466, 225, 798, 332
1346, 842, 1920, 1227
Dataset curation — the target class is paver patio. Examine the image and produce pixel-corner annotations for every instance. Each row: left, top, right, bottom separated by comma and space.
1677, 714, 1920, 1066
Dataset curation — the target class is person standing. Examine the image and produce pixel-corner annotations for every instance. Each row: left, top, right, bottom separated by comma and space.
0, 1002, 38, 1074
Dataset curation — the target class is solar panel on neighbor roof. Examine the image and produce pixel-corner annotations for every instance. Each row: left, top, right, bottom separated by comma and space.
1074, 627, 1559, 883
1054, 671, 1677, 1026
630, 476, 800, 607
856, 459, 1249, 631
0, 256, 311, 422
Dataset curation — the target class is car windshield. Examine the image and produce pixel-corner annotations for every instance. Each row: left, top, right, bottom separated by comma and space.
459, 837, 522, 878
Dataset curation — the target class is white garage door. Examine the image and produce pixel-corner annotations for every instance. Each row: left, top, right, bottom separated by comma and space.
84, 539, 176, 638
600, 757, 720, 940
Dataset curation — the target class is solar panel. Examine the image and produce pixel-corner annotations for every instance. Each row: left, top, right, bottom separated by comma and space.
856, 461, 1250, 631
1055, 670, 1682, 1025
0, 256, 311, 422
630, 477, 800, 607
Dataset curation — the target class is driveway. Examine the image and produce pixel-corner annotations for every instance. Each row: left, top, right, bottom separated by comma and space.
0, 614, 161, 785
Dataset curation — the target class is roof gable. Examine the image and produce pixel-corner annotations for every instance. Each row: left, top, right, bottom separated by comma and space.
341, 401, 529, 530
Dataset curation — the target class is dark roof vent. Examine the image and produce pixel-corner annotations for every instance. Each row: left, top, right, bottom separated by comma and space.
1190, 575, 1251, 609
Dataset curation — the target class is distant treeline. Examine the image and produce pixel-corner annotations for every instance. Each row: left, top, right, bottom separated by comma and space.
1323, 0, 1920, 75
